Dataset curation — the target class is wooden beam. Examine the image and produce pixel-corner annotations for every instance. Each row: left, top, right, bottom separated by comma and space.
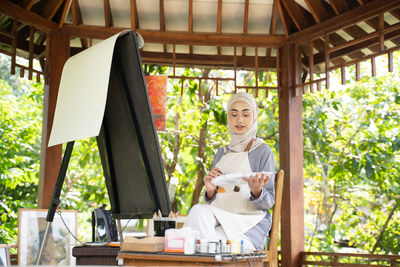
217, 0, 222, 55
308, 40, 313, 92
267, 0, 278, 57
328, 45, 400, 71
371, 57, 376, 76
327, 32, 365, 59
312, 27, 400, 65
379, 13, 384, 51
70, 0, 88, 48
328, 0, 348, 14
324, 35, 330, 88
37, 31, 69, 209
388, 51, 394, 72
159, 0, 166, 52
0, 30, 46, 56
281, 0, 314, 30
304, 0, 332, 23
337, 0, 400, 49
342, 25, 377, 58
62, 24, 287, 46
279, 43, 304, 267
355, 62, 360, 81
290, 0, 400, 44
59, 0, 72, 28
242, 0, 249, 56
20, 0, 35, 10
104, 0, 113, 27
71, 0, 79, 25
216, 0, 222, 35
28, 26, 34, 80
341, 66, 346, 84
276, 0, 290, 36
69, 45, 277, 70
270, 0, 277, 36
139, 51, 276, 69
130, 0, 139, 30
42, 0, 64, 20
189, 0, 193, 54
0, 1, 58, 32
11, 20, 17, 75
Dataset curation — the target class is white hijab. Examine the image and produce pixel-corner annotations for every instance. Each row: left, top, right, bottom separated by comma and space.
226, 92, 264, 152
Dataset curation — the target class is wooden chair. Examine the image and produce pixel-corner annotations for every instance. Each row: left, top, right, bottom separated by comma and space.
263, 169, 284, 267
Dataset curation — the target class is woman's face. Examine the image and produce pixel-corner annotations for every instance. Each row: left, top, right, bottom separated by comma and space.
228, 101, 253, 135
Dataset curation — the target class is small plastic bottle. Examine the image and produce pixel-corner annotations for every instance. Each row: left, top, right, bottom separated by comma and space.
216, 240, 221, 253
226, 240, 231, 253
240, 240, 244, 253
195, 239, 201, 253
221, 240, 226, 253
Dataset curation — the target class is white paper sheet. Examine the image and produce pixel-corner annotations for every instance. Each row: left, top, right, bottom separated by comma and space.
211, 172, 274, 186
48, 30, 143, 147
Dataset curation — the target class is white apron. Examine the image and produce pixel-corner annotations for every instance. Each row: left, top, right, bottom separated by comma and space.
209, 150, 265, 243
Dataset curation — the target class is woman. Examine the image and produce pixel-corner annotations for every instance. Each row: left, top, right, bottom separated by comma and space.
184, 92, 275, 252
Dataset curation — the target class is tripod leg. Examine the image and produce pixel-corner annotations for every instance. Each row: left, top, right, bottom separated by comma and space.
36, 141, 75, 265
35, 221, 51, 265
117, 219, 124, 244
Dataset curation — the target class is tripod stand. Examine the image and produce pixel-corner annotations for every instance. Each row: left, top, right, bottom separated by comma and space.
35, 141, 74, 265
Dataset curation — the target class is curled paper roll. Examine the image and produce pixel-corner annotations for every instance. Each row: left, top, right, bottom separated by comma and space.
211, 172, 274, 186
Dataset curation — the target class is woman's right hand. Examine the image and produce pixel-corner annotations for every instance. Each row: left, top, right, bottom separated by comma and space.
204, 168, 222, 199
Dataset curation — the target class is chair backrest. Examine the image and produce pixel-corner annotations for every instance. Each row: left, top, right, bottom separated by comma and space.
267, 170, 284, 252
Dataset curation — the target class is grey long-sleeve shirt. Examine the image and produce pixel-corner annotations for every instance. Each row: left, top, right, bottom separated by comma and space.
204, 142, 276, 251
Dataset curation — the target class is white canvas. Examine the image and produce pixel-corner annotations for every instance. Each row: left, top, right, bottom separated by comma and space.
48, 30, 143, 147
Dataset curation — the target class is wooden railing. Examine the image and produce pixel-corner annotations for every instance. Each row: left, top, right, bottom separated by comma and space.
300, 252, 400, 267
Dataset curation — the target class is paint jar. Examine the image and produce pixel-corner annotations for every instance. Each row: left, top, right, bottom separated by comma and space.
208, 241, 218, 254
231, 240, 240, 254
200, 239, 208, 253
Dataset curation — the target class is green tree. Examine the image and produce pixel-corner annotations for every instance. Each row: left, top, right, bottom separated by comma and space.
303, 54, 400, 254
0, 76, 43, 243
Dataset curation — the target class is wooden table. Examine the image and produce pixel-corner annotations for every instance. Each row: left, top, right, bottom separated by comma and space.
73, 245, 120, 265
119, 251, 266, 266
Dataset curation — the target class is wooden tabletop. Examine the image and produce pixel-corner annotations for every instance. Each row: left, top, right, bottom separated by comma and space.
119, 251, 266, 266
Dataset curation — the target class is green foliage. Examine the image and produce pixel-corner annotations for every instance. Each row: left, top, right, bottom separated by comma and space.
0, 73, 43, 243
59, 137, 108, 241
303, 54, 400, 254
1, 51, 399, 257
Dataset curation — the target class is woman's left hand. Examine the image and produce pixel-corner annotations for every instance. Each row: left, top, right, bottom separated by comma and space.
242, 173, 270, 199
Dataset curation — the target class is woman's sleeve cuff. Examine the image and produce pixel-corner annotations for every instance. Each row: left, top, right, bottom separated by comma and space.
250, 188, 265, 202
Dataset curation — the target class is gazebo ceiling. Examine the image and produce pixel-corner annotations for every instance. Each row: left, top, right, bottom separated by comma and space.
1, 0, 400, 71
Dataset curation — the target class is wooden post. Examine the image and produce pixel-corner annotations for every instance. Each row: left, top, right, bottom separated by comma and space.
37, 30, 70, 208
279, 43, 304, 267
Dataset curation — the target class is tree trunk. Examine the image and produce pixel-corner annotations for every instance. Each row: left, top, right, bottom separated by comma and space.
191, 124, 208, 207
191, 69, 211, 207
167, 95, 182, 179
371, 201, 398, 253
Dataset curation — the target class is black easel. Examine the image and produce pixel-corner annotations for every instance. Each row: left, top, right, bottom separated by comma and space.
34, 31, 171, 265
35, 141, 74, 265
